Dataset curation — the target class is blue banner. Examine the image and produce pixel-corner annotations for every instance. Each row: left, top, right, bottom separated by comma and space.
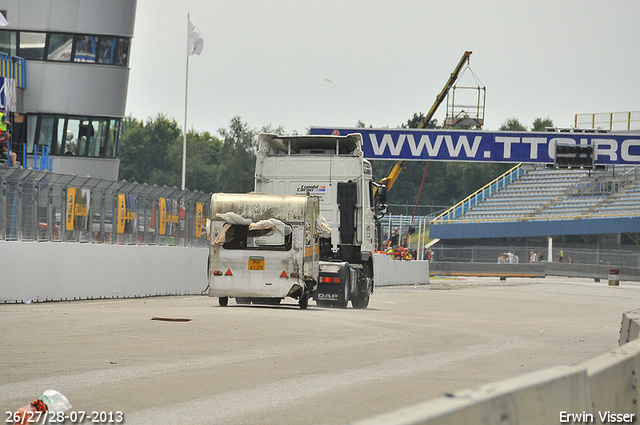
309, 127, 640, 165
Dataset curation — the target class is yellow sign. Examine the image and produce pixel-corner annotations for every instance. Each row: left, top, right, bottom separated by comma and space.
248, 258, 265, 270
66, 188, 76, 230
195, 202, 204, 238
117, 194, 137, 234
117, 194, 126, 233
159, 198, 167, 236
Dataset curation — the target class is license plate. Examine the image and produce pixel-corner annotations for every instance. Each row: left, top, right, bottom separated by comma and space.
248, 257, 264, 270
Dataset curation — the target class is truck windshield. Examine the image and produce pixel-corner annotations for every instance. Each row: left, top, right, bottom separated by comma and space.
221, 224, 292, 251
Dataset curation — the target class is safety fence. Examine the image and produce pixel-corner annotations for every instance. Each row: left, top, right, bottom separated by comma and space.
575, 111, 640, 131
430, 245, 640, 268
0, 166, 211, 247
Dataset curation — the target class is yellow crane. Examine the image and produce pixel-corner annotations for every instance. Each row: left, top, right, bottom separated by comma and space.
379, 51, 473, 191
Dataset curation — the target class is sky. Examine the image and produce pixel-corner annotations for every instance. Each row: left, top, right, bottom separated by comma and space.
125, 0, 640, 137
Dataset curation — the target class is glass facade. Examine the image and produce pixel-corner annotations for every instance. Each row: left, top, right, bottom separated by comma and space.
47, 33, 73, 61
19, 31, 46, 59
0, 30, 130, 67
28, 114, 120, 158
75, 35, 97, 63
0, 30, 17, 56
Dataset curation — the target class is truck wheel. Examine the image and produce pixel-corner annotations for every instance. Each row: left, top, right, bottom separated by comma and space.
352, 266, 372, 309
336, 279, 349, 309
351, 292, 369, 309
219, 296, 229, 307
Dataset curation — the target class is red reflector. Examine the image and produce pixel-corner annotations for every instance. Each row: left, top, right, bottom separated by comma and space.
280, 270, 288, 278
321, 277, 340, 284
213, 271, 223, 276
290, 273, 300, 278
225, 269, 233, 276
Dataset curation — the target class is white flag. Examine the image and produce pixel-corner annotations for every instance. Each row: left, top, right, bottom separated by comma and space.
0, 14, 8, 27
188, 19, 204, 56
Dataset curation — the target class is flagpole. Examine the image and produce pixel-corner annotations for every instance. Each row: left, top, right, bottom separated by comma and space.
182, 13, 190, 191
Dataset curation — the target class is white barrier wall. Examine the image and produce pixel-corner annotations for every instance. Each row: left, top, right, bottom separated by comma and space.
0, 243, 427, 303
354, 312, 640, 425
373, 254, 430, 286
0, 241, 209, 303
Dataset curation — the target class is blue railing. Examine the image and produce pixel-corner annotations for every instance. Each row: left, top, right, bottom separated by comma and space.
431, 163, 526, 223
0, 52, 27, 88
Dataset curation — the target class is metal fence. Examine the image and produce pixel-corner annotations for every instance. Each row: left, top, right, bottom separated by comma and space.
431, 245, 640, 268
0, 166, 211, 247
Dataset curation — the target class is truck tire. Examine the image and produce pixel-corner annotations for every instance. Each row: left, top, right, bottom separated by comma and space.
336, 278, 349, 308
351, 291, 369, 309
351, 266, 371, 309
219, 296, 229, 307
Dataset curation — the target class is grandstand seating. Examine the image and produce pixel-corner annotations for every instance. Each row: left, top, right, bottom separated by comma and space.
453, 166, 640, 222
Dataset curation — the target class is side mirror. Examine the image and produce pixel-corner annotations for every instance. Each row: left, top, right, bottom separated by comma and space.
376, 185, 387, 204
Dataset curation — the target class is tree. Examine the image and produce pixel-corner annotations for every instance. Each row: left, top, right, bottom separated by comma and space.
499, 117, 527, 131
531, 117, 554, 132
119, 114, 182, 185
402, 113, 438, 129
179, 130, 223, 194
215, 116, 257, 193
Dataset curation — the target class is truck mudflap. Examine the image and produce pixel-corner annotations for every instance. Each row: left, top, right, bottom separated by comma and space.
316, 261, 350, 308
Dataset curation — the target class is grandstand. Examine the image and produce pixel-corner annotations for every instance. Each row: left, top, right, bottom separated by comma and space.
429, 163, 640, 240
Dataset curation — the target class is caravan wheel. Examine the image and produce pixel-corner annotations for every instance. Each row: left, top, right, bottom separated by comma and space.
299, 291, 309, 309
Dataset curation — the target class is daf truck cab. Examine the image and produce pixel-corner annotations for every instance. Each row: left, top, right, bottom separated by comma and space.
254, 133, 386, 308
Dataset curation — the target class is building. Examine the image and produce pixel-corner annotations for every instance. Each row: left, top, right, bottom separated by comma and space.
0, 0, 137, 180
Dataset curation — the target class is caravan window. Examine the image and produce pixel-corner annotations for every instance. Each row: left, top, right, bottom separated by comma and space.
221, 224, 292, 251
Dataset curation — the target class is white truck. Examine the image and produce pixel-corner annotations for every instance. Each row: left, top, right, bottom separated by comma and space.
253, 133, 387, 308
208, 192, 322, 309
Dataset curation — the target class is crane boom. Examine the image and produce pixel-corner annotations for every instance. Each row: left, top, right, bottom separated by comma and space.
379, 52, 473, 198
419, 51, 472, 129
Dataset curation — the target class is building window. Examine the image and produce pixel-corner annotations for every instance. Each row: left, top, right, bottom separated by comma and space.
38, 115, 66, 155
0, 30, 130, 67
31, 114, 121, 158
114, 38, 129, 67
75, 35, 97, 63
47, 33, 73, 61
98, 36, 116, 64
108, 119, 120, 157
0, 30, 16, 56
19, 32, 46, 60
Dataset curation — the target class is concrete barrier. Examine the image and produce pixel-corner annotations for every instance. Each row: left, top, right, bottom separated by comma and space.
620, 309, 640, 346
0, 243, 426, 303
354, 366, 588, 425
373, 253, 429, 286
0, 241, 209, 303
351, 316, 640, 425
582, 341, 640, 424
430, 261, 545, 278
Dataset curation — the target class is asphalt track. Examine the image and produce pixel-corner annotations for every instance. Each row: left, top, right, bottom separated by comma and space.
1, 276, 639, 425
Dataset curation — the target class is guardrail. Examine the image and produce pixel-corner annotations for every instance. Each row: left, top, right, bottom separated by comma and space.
431, 210, 640, 225
0, 166, 211, 247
